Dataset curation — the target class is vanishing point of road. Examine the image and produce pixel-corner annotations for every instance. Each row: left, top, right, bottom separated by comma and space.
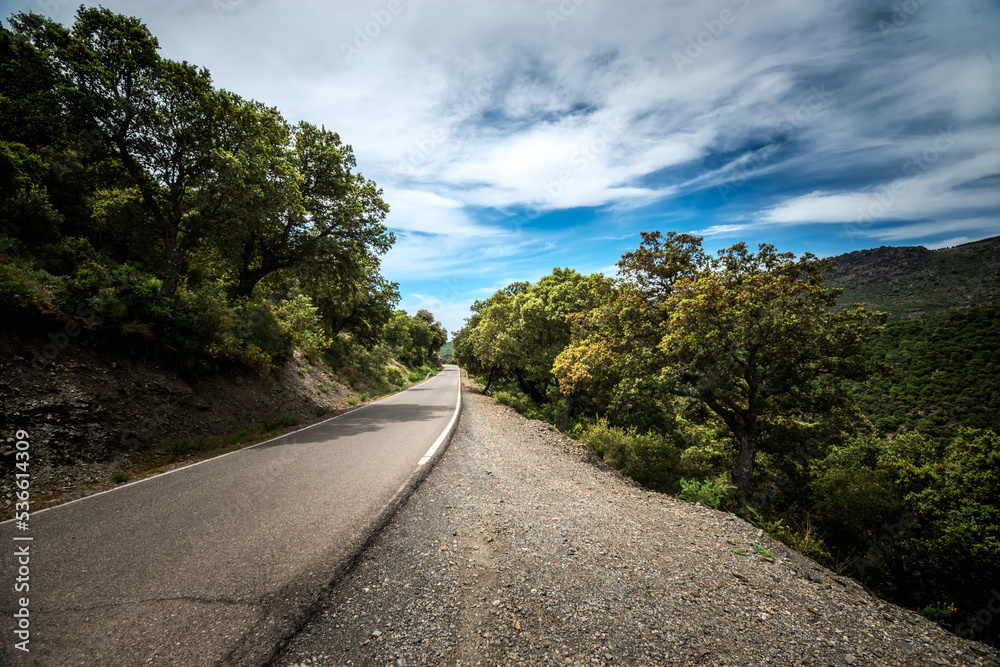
0, 365, 463, 666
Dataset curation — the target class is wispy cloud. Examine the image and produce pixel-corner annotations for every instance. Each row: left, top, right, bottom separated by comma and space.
9, 0, 998, 333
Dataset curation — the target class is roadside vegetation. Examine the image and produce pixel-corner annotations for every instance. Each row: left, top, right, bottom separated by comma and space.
455, 231, 1000, 645
0, 7, 448, 387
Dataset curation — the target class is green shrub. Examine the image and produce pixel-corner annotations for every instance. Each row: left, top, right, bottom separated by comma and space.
678, 474, 734, 508
0, 259, 39, 308
233, 299, 294, 360
580, 418, 682, 493
917, 602, 957, 626
0, 240, 61, 309
774, 519, 832, 565
170, 440, 192, 455
494, 390, 536, 415
59, 259, 112, 306
386, 368, 404, 386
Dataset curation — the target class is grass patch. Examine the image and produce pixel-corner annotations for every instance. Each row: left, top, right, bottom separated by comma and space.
262, 415, 299, 431
110, 471, 130, 483
313, 404, 331, 417
169, 440, 193, 455
221, 428, 253, 446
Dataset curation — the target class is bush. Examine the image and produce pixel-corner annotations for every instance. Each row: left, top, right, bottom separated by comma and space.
812, 428, 1000, 640
386, 368, 404, 386
678, 475, 734, 509
232, 299, 294, 360
59, 259, 112, 307
774, 517, 832, 565
0, 258, 41, 308
581, 418, 682, 493
494, 390, 536, 415
0, 239, 61, 309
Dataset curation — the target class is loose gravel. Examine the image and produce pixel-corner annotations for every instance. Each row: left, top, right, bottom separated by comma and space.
273, 381, 999, 666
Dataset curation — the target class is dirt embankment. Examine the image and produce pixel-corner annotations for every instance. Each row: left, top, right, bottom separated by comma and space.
1, 308, 365, 519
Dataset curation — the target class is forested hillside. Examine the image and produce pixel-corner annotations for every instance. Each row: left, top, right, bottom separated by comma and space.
852, 306, 1000, 439
455, 232, 1000, 645
831, 236, 1000, 440
829, 236, 1000, 319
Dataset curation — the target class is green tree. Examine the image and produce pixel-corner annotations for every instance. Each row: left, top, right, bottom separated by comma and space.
416, 309, 448, 357
455, 269, 603, 401
14, 8, 241, 297
813, 428, 1000, 635
556, 232, 885, 497
219, 119, 393, 300
454, 282, 527, 393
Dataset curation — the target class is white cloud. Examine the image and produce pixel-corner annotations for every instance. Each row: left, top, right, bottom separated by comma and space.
11, 0, 998, 333
758, 149, 1000, 225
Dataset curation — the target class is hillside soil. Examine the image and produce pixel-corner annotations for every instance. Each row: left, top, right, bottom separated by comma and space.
275, 380, 999, 667
0, 312, 387, 521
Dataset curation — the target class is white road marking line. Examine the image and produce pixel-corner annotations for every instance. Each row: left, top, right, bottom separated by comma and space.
418, 372, 462, 466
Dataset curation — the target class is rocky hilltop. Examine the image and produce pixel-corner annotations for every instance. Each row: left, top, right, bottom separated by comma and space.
828, 245, 934, 288
827, 235, 1000, 319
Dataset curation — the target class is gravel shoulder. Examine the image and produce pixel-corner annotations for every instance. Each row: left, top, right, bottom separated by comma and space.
273, 380, 1000, 667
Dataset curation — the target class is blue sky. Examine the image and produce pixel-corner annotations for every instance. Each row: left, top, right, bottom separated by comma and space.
4, 0, 998, 335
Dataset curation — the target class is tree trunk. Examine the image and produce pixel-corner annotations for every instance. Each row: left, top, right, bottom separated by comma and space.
482, 368, 497, 395
733, 430, 760, 498
160, 221, 181, 298
232, 266, 267, 299
558, 395, 571, 431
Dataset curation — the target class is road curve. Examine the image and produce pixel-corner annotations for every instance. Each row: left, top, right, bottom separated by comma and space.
0, 365, 462, 666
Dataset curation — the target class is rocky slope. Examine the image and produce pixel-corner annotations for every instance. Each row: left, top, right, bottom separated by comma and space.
828, 235, 1000, 319
275, 382, 999, 666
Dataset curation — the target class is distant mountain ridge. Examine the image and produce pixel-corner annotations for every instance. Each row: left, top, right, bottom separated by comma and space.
827, 235, 1000, 319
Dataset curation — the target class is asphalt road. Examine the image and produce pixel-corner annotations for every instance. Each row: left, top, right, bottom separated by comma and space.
0, 365, 462, 666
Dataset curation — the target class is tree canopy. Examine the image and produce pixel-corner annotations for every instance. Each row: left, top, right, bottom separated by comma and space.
1, 7, 397, 354
554, 232, 886, 496
454, 268, 604, 401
